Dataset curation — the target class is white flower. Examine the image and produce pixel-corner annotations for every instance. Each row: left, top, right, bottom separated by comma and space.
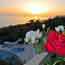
55, 25, 64, 32
42, 24, 46, 29
24, 29, 41, 44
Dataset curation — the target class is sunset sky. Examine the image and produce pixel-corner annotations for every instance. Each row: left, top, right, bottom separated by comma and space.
0, 0, 48, 16
0, 0, 65, 27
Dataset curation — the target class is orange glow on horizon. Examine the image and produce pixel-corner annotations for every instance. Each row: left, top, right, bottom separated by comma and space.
49, 3, 65, 16
0, 7, 24, 15
0, 7, 48, 17
0, 6, 65, 19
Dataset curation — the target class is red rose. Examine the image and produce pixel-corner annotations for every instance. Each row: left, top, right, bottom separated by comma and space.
44, 30, 65, 56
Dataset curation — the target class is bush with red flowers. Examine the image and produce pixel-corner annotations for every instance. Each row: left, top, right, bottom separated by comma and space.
44, 29, 65, 56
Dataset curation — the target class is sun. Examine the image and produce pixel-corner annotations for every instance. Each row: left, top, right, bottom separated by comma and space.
29, 4, 42, 14
23, 3, 48, 15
